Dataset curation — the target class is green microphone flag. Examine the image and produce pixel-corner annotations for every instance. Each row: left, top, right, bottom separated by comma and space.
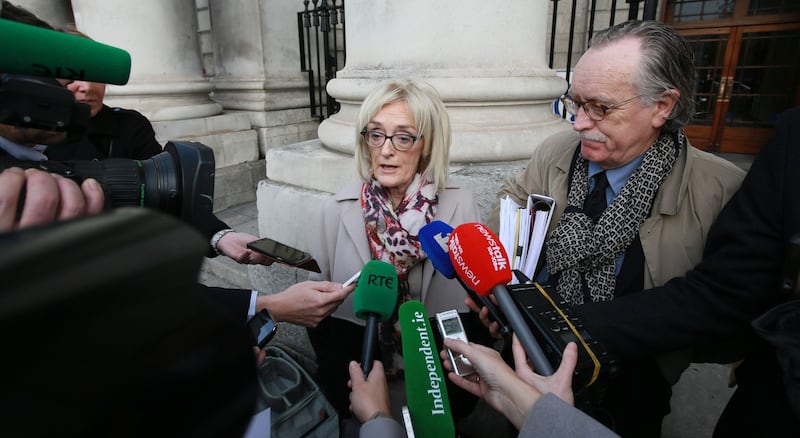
399, 300, 455, 438
0, 19, 131, 85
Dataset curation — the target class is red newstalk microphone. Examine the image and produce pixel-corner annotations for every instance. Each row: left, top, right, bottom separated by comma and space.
448, 222, 554, 375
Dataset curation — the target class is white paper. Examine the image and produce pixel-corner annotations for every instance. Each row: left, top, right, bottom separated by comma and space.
520, 194, 556, 281
499, 194, 555, 284
522, 208, 549, 279
243, 408, 271, 438
499, 195, 521, 271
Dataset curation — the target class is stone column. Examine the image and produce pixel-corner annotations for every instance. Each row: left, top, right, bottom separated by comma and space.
71, 0, 263, 209
318, 0, 569, 162
209, 0, 319, 157
252, 0, 569, 359
255, 0, 569, 264
71, 0, 222, 122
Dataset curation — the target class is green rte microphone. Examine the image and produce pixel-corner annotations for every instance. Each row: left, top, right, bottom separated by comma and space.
352, 260, 398, 377
399, 300, 455, 438
0, 19, 131, 85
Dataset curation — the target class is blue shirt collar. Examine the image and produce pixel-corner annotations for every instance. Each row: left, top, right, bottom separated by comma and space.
588, 154, 645, 198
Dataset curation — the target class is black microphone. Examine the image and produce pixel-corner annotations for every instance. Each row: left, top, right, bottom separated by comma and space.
352, 260, 399, 376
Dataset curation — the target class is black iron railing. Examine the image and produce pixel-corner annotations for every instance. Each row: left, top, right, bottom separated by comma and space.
298, 0, 345, 121
550, 0, 658, 85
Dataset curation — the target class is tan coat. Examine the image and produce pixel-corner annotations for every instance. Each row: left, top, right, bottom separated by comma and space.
488, 129, 746, 381
490, 129, 745, 290
310, 181, 481, 325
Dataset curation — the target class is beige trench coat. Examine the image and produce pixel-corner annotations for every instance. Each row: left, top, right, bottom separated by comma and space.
488, 129, 746, 382
310, 181, 481, 325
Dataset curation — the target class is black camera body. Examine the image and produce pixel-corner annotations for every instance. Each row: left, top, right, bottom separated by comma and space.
0, 73, 89, 141
0, 140, 216, 226
508, 282, 619, 416
1, 70, 217, 225
508, 282, 619, 390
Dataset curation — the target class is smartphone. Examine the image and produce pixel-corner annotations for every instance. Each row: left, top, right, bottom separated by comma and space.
247, 237, 321, 273
435, 309, 476, 376
247, 309, 278, 348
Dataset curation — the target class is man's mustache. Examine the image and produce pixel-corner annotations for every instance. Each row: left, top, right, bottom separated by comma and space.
578, 133, 607, 143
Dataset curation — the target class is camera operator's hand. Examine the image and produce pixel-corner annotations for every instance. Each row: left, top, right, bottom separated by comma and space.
217, 231, 276, 266
0, 167, 104, 232
255, 281, 354, 327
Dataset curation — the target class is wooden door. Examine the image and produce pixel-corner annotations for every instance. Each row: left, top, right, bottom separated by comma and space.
666, 1, 800, 153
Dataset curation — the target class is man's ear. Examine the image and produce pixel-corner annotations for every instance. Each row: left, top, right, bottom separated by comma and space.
652, 89, 679, 129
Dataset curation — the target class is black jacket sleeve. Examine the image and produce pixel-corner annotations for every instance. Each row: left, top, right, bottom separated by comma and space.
575, 107, 800, 359
193, 213, 231, 258
202, 285, 252, 325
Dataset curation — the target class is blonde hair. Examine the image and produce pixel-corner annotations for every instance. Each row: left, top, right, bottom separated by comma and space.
355, 78, 451, 192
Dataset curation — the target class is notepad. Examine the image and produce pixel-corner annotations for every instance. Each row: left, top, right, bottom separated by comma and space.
499, 194, 556, 284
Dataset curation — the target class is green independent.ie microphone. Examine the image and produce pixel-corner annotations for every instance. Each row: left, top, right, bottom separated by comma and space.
0, 18, 131, 85
353, 259, 398, 377
399, 300, 455, 438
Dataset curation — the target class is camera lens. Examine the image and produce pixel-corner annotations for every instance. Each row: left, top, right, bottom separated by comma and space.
13, 141, 215, 223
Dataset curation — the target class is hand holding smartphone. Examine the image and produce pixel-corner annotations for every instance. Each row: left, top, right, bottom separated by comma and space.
246, 237, 321, 273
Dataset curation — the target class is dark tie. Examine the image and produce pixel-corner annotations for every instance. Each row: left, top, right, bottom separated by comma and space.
584, 171, 609, 223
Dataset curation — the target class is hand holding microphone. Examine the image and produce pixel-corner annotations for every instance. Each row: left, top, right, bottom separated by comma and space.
463, 292, 506, 339
448, 222, 555, 376
347, 360, 392, 424
352, 260, 398, 377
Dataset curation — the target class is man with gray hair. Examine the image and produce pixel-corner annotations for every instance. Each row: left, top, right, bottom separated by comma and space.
488, 20, 745, 436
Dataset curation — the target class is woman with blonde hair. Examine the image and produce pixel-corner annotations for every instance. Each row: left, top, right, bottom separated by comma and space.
308, 78, 487, 431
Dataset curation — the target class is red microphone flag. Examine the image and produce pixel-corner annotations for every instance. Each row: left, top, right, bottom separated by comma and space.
448, 222, 512, 296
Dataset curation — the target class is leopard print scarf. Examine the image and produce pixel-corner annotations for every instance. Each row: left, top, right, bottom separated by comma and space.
362, 173, 438, 378
362, 173, 438, 285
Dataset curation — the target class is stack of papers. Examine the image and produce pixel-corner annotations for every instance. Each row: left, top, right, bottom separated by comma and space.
498, 194, 556, 284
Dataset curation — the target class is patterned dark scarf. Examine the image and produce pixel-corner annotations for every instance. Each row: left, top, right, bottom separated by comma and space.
361, 174, 438, 377
546, 131, 683, 305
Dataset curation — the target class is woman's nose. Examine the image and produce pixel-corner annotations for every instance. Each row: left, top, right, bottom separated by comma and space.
69, 81, 90, 93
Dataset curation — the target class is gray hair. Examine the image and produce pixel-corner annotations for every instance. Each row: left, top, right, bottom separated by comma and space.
355, 78, 451, 192
590, 20, 695, 133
